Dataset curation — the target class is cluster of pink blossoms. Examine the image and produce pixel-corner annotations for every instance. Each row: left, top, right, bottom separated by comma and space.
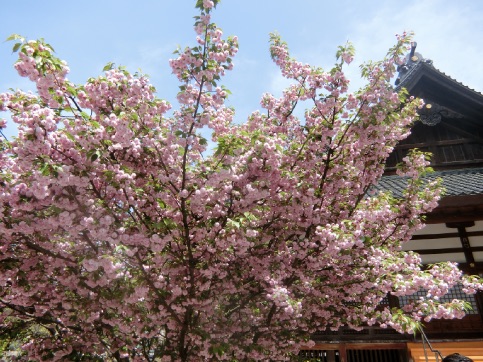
13, 41, 70, 108
1, 2, 482, 362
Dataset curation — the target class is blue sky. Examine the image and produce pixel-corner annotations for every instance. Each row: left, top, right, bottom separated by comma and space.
2, 0, 483, 140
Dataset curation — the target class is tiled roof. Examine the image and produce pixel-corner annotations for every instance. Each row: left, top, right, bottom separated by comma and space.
376, 167, 483, 198
397, 61, 483, 97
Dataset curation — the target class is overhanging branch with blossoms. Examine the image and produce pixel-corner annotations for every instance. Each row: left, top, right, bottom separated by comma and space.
1, 1, 482, 361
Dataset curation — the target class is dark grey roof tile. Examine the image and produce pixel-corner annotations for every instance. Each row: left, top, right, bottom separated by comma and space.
376, 167, 483, 198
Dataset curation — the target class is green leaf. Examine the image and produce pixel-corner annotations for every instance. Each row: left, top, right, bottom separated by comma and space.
64, 132, 75, 141
115, 245, 128, 253
175, 130, 186, 138
12, 42, 22, 53
40, 163, 50, 176
87, 149, 101, 162
66, 85, 77, 95
243, 212, 257, 221
227, 219, 240, 228
221, 85, 232, 95
44, 42, 55, 52
5, 34, 24, 42
103, 62, 115, 72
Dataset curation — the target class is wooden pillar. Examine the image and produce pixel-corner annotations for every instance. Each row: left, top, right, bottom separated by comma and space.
446, 221, 476, 266
326, 350, 337, 362
446, 221, 483, 322
339, 343, 347, 362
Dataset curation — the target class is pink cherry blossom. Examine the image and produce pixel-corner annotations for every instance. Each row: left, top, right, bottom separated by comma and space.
1, 5, 481, 362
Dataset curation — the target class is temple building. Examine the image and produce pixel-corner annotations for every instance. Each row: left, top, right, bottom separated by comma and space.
300, 43, 483, 362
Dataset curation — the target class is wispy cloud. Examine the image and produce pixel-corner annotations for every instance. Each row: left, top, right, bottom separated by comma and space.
350, 0, 483, 92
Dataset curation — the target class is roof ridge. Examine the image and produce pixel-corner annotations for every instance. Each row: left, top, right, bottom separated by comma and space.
378, 167, 483, 197
395, 46, 483, 96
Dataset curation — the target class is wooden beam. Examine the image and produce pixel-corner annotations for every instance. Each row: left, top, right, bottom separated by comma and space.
412, 230, 483, 240
426, 212, 483, 224
441, 121, 483, 145
438, 195, 483, 209
306, 342, 408, 350
425, 195, 483, 223
446, 222, 477, 266
412, 246, 483, 255
446, 221, 476, 228
394, 138, 478, 150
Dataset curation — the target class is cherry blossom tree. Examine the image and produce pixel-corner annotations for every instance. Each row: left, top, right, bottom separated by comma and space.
1, 0, 482, 361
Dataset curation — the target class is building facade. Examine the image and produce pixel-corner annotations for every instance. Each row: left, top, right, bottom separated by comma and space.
301, 44, 483, 362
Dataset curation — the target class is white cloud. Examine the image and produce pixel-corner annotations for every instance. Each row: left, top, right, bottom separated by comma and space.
349, 0, 483, 92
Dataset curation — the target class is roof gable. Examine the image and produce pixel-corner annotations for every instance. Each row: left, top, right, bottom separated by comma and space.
385, 43, 483, 171
395, 43, 483, 121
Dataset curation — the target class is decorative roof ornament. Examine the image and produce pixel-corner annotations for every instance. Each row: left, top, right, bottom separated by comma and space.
419, 103, 443, 126
418, 101, 464, 126
395, 42, 433, 86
